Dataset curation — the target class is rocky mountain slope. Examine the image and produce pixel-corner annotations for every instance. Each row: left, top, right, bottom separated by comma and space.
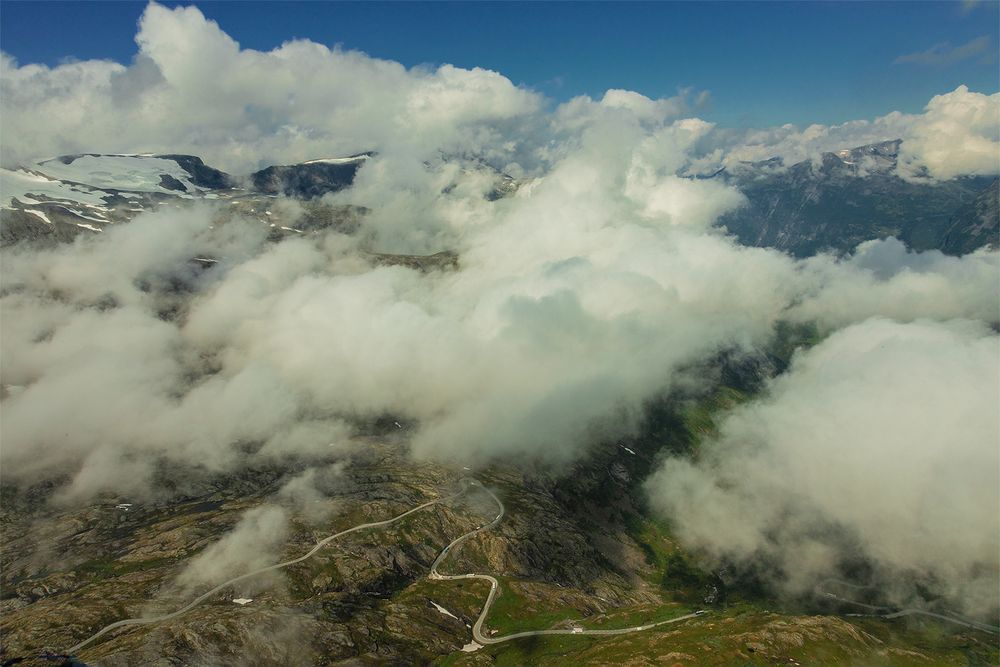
941, 178, 1000, 256
4, 143, 997, 259
716, 140, 998, 257
0, 152, 513, 249
250, 154, 371, 199
3, 414, 994, 666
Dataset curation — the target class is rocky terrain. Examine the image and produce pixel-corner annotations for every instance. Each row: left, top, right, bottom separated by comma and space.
0, 152, 514, 250
0, 431, 673, 664
716, 140, 999, 257
2, 388, 996, 665
941, 179, 1000, 256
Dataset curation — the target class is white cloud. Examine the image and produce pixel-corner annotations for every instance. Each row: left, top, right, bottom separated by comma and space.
174, 505, 289, 594
792, 238, 1000, 328
0, 3, 542, 174
715, 113, 915, 170
714, 86, 1000, 181
647, 318, 1000, 615
898, 86, 1000, 180
1, 3, 996, 184
894, 36, 993, 66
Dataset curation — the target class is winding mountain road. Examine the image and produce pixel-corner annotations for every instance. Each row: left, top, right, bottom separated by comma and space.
815, 580, 998, 635
66, 477, 703, 657
66, 490, 464, 654
65, 480, 995, 659
428, 479, 704, 647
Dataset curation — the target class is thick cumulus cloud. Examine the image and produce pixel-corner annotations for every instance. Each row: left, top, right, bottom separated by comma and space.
647, 318, 1000, 615
711, 86, 999, 180
0, 209, 353, 500
792, 238, 1000, 327
0, 3, 541, 173
2, 3, 998, 182
898, 86, 1000, 180
2, 144, 997, 502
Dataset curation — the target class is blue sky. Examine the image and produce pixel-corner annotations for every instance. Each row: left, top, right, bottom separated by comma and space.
1, 1, 997, 128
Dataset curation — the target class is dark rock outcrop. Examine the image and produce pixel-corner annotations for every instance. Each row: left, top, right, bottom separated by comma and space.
250, 157, 369, 199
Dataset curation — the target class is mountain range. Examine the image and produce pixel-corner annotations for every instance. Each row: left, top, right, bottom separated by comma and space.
715, 139, 998, 257
2, 141, 997, 259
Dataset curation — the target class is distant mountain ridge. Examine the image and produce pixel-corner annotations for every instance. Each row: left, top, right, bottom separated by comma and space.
716, 139, 998, 257
0, 152, 515, 247
2, 143, 997, 257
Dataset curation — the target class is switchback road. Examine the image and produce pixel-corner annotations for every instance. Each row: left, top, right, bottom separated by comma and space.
428, 480, 704, 647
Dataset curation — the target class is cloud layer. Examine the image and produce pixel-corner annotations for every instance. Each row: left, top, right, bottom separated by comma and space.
1, 0, 998, 618
647, 318, 1000, 615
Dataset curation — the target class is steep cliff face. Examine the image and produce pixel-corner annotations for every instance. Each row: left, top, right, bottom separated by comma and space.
941, 179, 1000, 255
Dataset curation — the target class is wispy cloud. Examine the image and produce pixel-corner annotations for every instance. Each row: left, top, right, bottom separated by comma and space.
894, 35, 992, 66
961, 0, 982, 16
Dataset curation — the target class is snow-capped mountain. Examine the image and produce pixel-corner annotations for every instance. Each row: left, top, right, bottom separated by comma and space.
2, 145, 996, 257
0, 152, 371, 245
1, 154, 234, 242
0, 151, 525, 252
714, 140, 997, 257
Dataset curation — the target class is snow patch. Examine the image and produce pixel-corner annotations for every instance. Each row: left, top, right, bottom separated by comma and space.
302, 155, 370, 165
59, 207, 109, 223
34, 155, 203, 196
232, 598, 253, 605
24, 209, 52, 224
430, 600, 459, 620
1, 167, 110, 208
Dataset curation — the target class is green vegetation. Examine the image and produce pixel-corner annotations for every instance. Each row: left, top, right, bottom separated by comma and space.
484, 578, 584, 635
435, 652, 465, 667
768, 319, 825, 368
437, 603, 995, 667
75, 555, 179, 580
75, 556, 117, 579
659, 552, 712, 600
851, 616, 1000, 667
394, 577, 491, 620
490, 635, 597, 667
677, 385, 749, 443
626, 515, 718, 605
579, 602, 689, 630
